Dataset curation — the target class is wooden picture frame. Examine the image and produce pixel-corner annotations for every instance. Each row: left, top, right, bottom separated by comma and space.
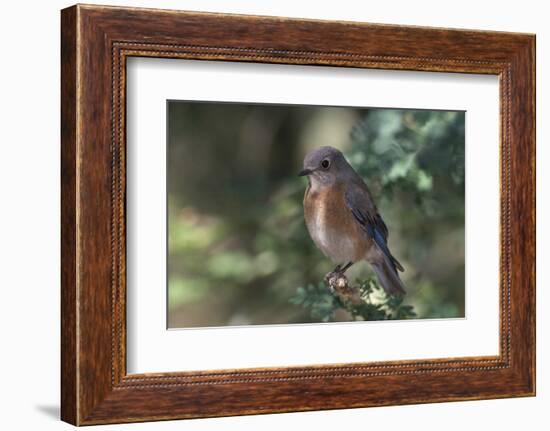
61, 4, 535, 425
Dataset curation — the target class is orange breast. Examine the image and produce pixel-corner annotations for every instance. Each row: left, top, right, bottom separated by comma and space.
304, 183, 369, 263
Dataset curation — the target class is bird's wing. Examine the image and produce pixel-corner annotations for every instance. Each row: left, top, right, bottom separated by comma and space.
344, 181, 404, 272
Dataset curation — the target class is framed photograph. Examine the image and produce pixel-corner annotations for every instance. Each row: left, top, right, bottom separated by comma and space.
61, 4, 535, 425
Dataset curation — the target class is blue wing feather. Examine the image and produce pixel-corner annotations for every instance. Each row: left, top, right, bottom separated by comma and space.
345, 184, 404, 273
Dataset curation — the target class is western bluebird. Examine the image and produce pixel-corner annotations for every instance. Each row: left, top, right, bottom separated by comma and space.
299, 146, 406, 296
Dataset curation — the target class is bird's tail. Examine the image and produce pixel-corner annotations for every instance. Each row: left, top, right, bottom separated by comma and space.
372, 259, 406, 296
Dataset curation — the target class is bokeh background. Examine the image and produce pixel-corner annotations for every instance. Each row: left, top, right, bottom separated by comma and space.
167, 101, 465, 328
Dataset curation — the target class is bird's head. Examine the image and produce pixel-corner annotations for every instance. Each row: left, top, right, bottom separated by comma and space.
299, 146, 351, 186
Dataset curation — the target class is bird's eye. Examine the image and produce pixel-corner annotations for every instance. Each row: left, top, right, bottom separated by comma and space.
321, 159, 330, 169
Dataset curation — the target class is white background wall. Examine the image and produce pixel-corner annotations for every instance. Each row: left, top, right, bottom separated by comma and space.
0, 0, 546, 429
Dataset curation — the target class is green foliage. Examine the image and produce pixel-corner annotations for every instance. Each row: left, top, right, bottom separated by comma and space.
289, 284, 338, 322
290, 276, 417, 322
349, 110, 465, 218
354, 110, 464, 317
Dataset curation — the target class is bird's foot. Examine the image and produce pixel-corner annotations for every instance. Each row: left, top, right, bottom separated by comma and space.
331, 261, 354, 276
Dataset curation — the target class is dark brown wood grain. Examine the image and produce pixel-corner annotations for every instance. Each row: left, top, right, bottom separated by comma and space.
61, 4, 535, 426
60, 5, 78, 425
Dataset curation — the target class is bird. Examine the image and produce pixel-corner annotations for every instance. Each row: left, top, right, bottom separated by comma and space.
299, 146, 406, 296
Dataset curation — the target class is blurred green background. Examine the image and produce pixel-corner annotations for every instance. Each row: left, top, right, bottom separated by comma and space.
167, 101, 465, 328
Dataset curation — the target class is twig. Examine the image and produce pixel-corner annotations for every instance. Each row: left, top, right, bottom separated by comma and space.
324, 271, 364, 306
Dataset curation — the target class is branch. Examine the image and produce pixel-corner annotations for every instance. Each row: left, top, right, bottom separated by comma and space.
324, 271, 363, 306
290, 274, 416, 322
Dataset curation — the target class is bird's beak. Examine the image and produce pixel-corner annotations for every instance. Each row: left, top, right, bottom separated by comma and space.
298, 168, 313, 177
